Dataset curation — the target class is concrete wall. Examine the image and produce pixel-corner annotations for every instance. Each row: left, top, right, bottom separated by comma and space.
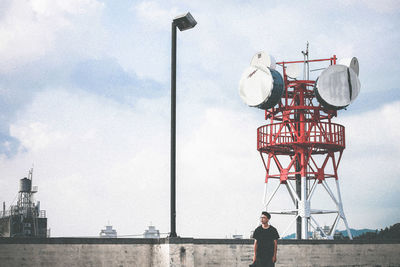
0, 238, 399, 267
276, 243, 400, 267
0, 244, 151, 267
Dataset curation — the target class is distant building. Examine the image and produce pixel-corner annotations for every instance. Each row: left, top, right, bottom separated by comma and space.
312, 225, 343, 240
100, 225, 117, 238
144, 225, 160, 238
232, 234, 243, 239
312, 225, 331, 239
0, 169, 48, 238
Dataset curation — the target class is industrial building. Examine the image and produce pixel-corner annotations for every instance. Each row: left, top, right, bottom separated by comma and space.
0, 169, 48, 238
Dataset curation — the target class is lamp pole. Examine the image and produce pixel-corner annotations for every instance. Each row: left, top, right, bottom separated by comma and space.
170, 19, 177, 238
170, 12, 197, 238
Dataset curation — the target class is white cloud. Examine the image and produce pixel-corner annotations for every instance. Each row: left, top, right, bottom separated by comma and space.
2, 88, 171, 236
134, 1, 179, 31
337, 101, 400, 228
341, 101, 400, 151
0, 86, 267, 237
0, 0, 105, 73
31, 0, 102, 16
341, 0, 400, 13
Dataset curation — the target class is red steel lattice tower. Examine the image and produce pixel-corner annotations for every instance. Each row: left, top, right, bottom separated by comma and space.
256, 55, 354, 240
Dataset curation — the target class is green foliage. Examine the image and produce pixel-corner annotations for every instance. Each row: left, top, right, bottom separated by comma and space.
354, 223, 400, 240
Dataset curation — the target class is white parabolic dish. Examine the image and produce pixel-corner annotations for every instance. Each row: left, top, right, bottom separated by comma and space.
239, 66, 274, 107
338, 57, 359, 76
250, 52, 276, 72
315, 64, 360, 109
286, 64, 301, 79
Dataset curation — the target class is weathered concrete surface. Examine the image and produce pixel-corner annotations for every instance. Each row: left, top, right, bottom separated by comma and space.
192, 243, 253, 266
0, 243, 152, 267
276, 243, 400, 267
0, 238, 399, 267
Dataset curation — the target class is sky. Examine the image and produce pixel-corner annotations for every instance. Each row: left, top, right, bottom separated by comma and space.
0, 0, 399, 238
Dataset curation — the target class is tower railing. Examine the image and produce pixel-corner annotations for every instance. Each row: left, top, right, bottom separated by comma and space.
257, 121, 345, 154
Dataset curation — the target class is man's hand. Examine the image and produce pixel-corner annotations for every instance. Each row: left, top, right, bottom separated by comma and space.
272, 255, 277, 263
252, 254, 256, 263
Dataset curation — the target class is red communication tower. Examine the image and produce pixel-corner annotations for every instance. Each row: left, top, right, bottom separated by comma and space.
240, 46, 360, 239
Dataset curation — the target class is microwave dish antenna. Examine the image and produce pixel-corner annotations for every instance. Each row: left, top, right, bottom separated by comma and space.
239, 66, 284, 110
314, 64, 360, 110
338, 57, 359, 76
286, 64, 301, 79
250, 52, 276, 71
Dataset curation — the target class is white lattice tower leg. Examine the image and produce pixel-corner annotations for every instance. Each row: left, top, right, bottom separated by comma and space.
335, 179, 353, 239
300, 176, 310, 239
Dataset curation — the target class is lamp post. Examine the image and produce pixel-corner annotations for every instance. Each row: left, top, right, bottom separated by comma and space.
170, 12, 197, 238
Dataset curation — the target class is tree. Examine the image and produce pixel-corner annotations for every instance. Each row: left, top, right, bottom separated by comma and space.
355, 223, 400, 240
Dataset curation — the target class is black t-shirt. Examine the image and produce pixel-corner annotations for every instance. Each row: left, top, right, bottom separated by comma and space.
253, 225, 279, 259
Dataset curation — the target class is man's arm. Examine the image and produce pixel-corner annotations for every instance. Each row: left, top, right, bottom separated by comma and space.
253, 239, 258, 263
272, 239, 278, 263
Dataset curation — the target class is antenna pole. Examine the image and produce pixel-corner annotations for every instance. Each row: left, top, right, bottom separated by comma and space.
301, 42, 310, 80
29, 167, 33, 190
306, 42, 309, 80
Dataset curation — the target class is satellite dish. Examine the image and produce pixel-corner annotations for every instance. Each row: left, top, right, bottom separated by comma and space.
239, 66, 284, 110
286, 64, 301, 79
338, 57, 359, 76
314, 64, 361, 110
250, 52, 276, 71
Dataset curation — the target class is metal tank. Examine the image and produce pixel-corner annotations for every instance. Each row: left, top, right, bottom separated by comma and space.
19, 178, 32, 192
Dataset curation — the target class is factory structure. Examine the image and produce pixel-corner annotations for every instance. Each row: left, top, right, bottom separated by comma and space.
0, 169, 48, 238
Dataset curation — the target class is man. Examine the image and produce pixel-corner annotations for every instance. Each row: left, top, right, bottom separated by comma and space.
252, 211, 279, 267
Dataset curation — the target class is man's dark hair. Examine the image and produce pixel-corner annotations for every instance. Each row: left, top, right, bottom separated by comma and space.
262, 211, 271, 219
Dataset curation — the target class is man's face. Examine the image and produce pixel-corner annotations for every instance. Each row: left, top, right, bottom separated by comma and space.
260, 215, 269, 224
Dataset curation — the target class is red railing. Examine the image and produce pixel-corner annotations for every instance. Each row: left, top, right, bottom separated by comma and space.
257, 121, 345, 153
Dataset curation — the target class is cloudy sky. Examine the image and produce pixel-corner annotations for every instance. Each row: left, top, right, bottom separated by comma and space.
0, 0, 399, 238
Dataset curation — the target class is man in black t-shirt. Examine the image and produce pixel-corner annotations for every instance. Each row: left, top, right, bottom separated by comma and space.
252, 211, 279, 267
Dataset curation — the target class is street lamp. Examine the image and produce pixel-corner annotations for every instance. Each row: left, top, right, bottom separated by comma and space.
170, 12, 197, 238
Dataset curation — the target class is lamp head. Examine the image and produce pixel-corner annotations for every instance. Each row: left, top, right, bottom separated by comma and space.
173, 12, 197, 31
